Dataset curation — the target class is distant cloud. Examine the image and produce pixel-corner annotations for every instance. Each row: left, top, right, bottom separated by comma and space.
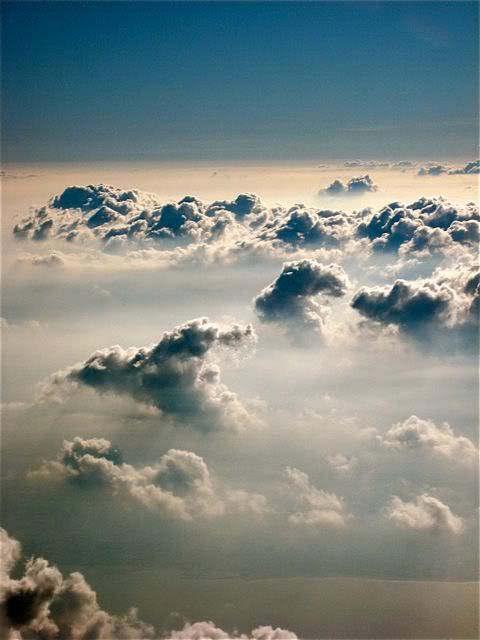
320, 175, 379, 197
37, 318, 258, 432
31, 438, 266, 520
254, 260, 348, 331
284, 466, 351, 528
380, 415, 478, 464
385, 494, 465, 534
351, 261, 479, 340
344, 160, 390, 169
417, 160, 479, 176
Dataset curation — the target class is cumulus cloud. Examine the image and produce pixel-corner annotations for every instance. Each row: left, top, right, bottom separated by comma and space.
326, 453, 359, 474
385, 494, 465, 534
31, 437, 269, 520
31, 438, 227, 520
1, 529, 296, 640
11, 184, 478, 272
284, 467, 350, 528
418, 160, 479, 176
320, 175, 378, 197
166, 621, 297, 639
37, 318, 257, 432
380, 415, 478, 464
343, 160, 390, 169
254, 260, 348, 330
351, 261, 479, 340
0, 528, 155, 639
357, 197, 479, 256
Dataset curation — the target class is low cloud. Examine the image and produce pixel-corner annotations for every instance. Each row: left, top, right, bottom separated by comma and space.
37, 318, 257, 432
254, 260, 348, 331
380, 415, 478, 464
31, 438, 268, 520
320, 175, 378, 197
0, 527, 155, 639
351, 261, 479, 340
418, 160, 479, 176
1, 528, 296, 640
385, 494, 465, 534
284, 466, 351, 528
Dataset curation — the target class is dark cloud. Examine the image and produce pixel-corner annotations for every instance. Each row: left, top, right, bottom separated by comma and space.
254, 260, 348, 329
0, 528, 155, 639
418, 160, 480, 176
357, 197, 479, 255
38, 318, 257, 432
320, 175, 378, 197
351, 262, 479, 340
1, 529, 296, 639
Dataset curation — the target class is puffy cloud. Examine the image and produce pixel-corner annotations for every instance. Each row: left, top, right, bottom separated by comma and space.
31, 438, 268, 520
254, 260, 348, 330
326, 453, 358, 474
12, 184, 264, 250
418, 160, 479, 176
37, 318, 257, 432
417, 164, 450, 176
351, 262, 479, 339
343, 160, 390, 169
320, 175, 378, 197
0, 528, 155, 640
357, 197, 479, 256
284, 467, 350, 528
31, 438, 227, 520
2, 529, 297, 639
385, 495, 465, 534
380, 415, 478, 464
166, 621, 297, 639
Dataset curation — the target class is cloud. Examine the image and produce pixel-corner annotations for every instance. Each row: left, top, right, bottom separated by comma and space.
1, 528, 297, 639
37, 318, 257, 432
380, 415, 478, 464
320, 175, 379, 197
351, 262, 479, 340
326, 453, 358, 474
0, 528, 155, 640
30, 438, 230, 520
166, 621, 297, 639
385, 494, 465, 534
284, 467, 350, 528
254, 260, 348, 330
343, 160, 390, 169
31, 437, 269, 520
357, 197, 479, 256
418, 160, 480, 176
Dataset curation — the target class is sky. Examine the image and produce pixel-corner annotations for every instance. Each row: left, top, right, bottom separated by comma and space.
2, 1, 479, 162
1, 2, 479, 640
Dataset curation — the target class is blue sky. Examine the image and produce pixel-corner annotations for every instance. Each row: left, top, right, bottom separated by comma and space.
2, 1, 478, 162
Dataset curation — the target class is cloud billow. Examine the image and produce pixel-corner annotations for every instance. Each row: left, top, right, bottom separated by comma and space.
254, 259, 348, 330
38, 318, 257, 432
1, 528, 296, 640
320, 175, 378, 197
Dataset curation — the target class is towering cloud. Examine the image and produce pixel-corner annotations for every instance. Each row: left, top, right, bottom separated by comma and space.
38, 318, 257, 432
254, 260, 348, 330
385, 495, 465, 534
